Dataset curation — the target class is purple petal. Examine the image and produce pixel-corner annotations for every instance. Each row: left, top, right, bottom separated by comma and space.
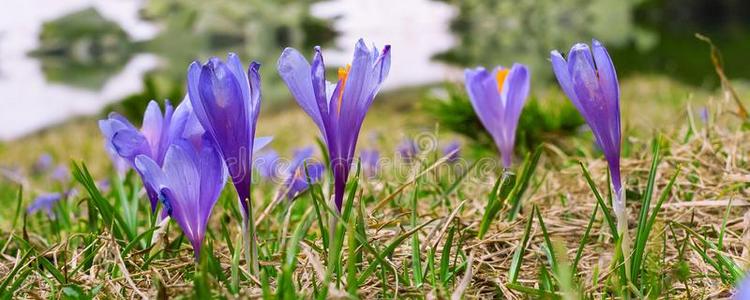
551, 50, 581, 108
27, 193, 62, 218
141, 101, 164, 157
591, 39, 619, 111
277, 48, 326, 131
253, 136, 273, 154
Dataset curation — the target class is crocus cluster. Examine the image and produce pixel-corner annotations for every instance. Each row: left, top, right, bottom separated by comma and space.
465, 64, 530, 168
278, 39, 391, 211
99, 100, 194, 212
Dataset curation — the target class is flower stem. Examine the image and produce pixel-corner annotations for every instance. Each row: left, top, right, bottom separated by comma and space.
613, 186, 631, 282
242, 201, 260, 276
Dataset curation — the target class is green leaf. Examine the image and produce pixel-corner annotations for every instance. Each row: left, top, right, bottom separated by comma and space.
477, 171, 516, 239
507, 145, 543, 220
509, 211, 535, 283
579, 162, 618, 241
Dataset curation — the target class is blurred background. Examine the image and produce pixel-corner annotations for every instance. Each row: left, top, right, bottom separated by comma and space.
0, 0, 749, 175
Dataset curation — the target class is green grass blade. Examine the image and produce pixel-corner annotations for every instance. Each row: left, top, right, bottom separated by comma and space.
11, 186, 22, 231
579, 162, 618, 240
507, 145, 543, 220
357, 219, 436, 283
573, 202, 599, 275
441, 161, 478, 197
477, 172, 515, 239
411, 182, 423, 287
534, 206, 558, 273
509, 211, 535, 283
121, 226, 160, 258
631, 139, 662, 281
0, 250, 32, 294
440, 225, 456, 284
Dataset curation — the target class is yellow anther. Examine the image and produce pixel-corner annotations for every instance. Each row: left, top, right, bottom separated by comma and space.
495, 69, 510, 94
336, 64, 351, 114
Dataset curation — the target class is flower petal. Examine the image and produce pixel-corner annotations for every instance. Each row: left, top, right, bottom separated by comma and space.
278, 48, 326, 131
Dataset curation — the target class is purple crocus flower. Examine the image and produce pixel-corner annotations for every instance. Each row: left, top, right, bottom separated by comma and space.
51, 165, 69, 183
135, 137, 227, 259
33, 153, 53, 175
699, 106, 709, 124
255, 150, 281, 181
281, 147, 324, 200
443, 140, 461, 163
360, 149, 380, 178
187, 53, 263, 217
277, 39, 391, 211
99, 100, 192, 212
551, 39, 623, 219
465, 64, 530, 168
27, 193, 62, 219
397, 138, 419, 162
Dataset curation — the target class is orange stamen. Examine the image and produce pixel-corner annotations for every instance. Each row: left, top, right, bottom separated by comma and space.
495, 69, 510, 94
336, 64, 351, 114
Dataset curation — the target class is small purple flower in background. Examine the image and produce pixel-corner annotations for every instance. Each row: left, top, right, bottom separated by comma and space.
443, 140, 461, 162
187, 53, 266, 218
97, 179, 111, 194
465, 63, 530, 168
135, 137, 227, 260
27, 193, 63, 219
551, 39, 625, 244
255, 150, 281, 181
278, 39, 391, 211
735, 274, 750, 300
360, 149, 380, 178
281, 147, 324, 200
699, 106, 709, 124
51, 165, 69, 183
33, 153, 53, 175
397, 138, 419, 162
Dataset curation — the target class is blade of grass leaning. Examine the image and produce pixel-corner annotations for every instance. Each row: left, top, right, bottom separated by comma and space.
579, 162, 618, 240
506, 283, 560, 298
411, 182, 424, 287
0, 249, 32, 294
534, 206, 558, 273
440, 225, 456, 284
632, 164, 681, 283
573, 201, 599, 275
673, 222, 743, 283
507, 145, 543, 220
477, 172, 515, 239
230, 232, 241, 295
278, 211, 313, 299
11, 186, 22, 231
72, 162, 133, 241
441, 161, 478, 197
347, 205, 359, 296
631, 138, 662, 281
121, 226, 160, 258
509, 210, 535, 283
357, 219, 436, 283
